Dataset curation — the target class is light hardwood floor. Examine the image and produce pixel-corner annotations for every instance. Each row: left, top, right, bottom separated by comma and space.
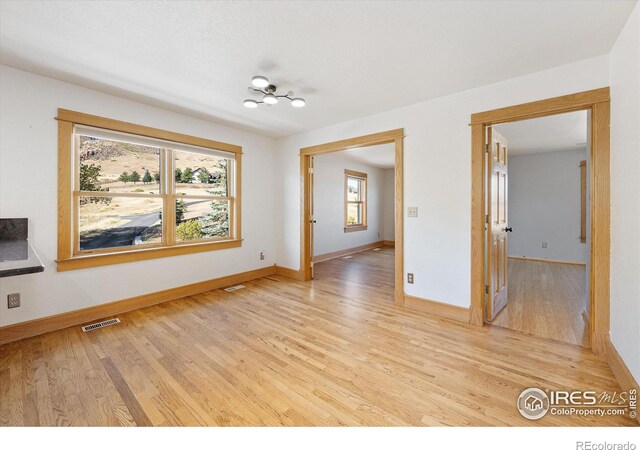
491, 258, 589, 347
0, 248, 634, 426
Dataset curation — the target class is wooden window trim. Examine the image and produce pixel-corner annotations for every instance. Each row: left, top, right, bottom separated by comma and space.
344, 169, 368, 232
344, 226, 368, 233
57, 109, 242, 272
580, 160, 587, 243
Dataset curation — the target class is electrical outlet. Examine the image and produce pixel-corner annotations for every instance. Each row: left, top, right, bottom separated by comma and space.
407, 207, 418, 218
260, 251, 265, 261
7, 293, 20, 309
542, 242, 547, 249
407, 273, 414, 284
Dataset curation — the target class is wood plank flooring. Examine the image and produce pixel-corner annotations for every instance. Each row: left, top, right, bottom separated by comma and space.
0, 248, 634, 426
491, 258, 589, 347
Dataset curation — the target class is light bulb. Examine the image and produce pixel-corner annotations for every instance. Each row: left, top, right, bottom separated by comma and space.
251, 76, 269, 88
263, 93, 278, 105
291, 98, 306, 107
243, 99, 258, 108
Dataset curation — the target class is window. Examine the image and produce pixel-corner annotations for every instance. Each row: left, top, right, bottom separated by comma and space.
57, 109, 241, 271
344, 169, 367, 232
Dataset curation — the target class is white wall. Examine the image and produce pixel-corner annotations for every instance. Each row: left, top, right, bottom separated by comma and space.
312, 153, 384, 256
383, 169, 395, 242
507, 148, 587, 264
609, 1, 640, 384
0, 65, 279, 327
277, 55, 610, 307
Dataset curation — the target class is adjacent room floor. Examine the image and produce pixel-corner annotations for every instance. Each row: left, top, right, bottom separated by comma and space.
491, 258, 589, 347
0, 248, 631, 426
313, 245, 395, 291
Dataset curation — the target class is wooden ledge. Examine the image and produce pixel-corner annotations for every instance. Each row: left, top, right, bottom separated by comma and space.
57, 239, 242, 271
344, 225, 368, 233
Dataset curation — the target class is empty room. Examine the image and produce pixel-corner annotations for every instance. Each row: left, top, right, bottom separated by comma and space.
486, 111, 591, 346
308, 143, 396, 293
0, 0, 639, 447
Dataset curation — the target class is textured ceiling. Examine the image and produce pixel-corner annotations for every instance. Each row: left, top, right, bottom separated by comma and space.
494, 110, 587, 156
0, 1, 635, 138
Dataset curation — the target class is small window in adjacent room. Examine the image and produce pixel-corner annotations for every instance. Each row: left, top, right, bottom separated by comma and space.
57, 109, 242, 271
344, 169, 367, 232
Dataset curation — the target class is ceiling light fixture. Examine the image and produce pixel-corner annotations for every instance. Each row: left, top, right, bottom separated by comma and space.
243, 75, 306, 108
263, 93, 278, 105
291, 98, 306, 107
251, 75, 269, 88
243, 99, 259, 108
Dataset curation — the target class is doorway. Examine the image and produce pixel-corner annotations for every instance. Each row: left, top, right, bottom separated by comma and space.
470, 88, 611, 356
308, 144, 396, 293
484, 111, 591, 347
300, 129, 405, 305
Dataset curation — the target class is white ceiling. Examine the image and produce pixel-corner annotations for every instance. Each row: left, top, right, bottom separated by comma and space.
493, 110, 587, 156
0, 1, 635, 138
341, 143, 395, 169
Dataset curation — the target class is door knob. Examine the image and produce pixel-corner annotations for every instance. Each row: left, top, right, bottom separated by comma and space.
504, 227, 513, 232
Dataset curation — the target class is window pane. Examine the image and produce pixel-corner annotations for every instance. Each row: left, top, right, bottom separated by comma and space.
176, 199, 230, 241
174, 150, 230, 196
78, 136, 161, 194
347, 203, 362, 226
79, 196, 162, 251
347, 177, 360, 201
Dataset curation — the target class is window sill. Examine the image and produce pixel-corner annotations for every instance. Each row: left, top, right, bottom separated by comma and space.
344, 226, 367, 233
56, 239, 242, 272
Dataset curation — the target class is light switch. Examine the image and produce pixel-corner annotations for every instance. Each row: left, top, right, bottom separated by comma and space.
407, 207, 418, 217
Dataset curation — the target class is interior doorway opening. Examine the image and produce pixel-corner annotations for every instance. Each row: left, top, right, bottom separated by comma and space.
300, 129, 404, 305
470, 87, 611, 356
484, 111, 591, 347
308, 144, 396, 295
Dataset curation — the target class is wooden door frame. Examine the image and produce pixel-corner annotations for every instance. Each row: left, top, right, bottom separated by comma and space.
469, 87, 611, 356
300, 129, 405, 305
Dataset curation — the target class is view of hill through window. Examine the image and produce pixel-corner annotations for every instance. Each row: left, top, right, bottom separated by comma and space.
77, 136, 231, 251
